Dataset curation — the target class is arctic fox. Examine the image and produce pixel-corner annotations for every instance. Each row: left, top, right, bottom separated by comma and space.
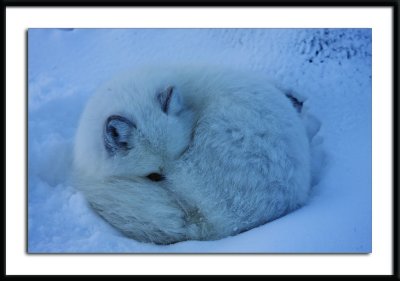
73, 65, 311, 244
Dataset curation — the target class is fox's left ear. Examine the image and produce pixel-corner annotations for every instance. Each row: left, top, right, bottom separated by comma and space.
104, 115, 136, 156
157, 86, 183, 116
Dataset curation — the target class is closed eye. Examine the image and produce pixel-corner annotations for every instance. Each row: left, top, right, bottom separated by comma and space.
146, 173, 165, 182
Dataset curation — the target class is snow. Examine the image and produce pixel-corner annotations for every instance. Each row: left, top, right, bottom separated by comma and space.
28, 28, 371, 253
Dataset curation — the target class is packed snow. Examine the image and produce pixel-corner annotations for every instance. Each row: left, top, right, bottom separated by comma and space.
28, 28, 371, 253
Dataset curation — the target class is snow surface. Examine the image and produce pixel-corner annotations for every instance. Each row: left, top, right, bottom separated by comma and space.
28, 28, 371, 253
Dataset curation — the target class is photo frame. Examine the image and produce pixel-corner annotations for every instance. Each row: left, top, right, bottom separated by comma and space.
6, 0, 398, 275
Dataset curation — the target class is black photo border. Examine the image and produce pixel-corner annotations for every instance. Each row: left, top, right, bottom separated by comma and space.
4, 0, 399, 277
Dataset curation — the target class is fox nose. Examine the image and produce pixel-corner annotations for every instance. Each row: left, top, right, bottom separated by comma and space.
146, 173, 165, 182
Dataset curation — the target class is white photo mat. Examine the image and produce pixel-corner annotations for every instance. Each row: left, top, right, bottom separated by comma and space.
6, 6, 393, 275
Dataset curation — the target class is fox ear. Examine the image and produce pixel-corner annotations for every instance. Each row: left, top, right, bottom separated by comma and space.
104, 115, 136, 155
157, 86, 183, 116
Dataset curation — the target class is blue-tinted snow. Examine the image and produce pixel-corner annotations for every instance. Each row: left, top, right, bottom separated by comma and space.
28, 28, 371, 253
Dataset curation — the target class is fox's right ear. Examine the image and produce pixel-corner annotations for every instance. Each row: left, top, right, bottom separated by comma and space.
157, 86, 183, 116
104, 115, 136, 155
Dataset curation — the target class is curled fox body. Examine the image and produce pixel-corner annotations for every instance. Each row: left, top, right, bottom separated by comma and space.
73, 66, 311, 244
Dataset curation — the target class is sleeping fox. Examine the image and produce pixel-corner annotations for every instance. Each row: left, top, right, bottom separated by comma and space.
73, 65, 312, 244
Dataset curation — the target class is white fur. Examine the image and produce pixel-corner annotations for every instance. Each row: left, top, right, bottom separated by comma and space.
73, 65, 311, 244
